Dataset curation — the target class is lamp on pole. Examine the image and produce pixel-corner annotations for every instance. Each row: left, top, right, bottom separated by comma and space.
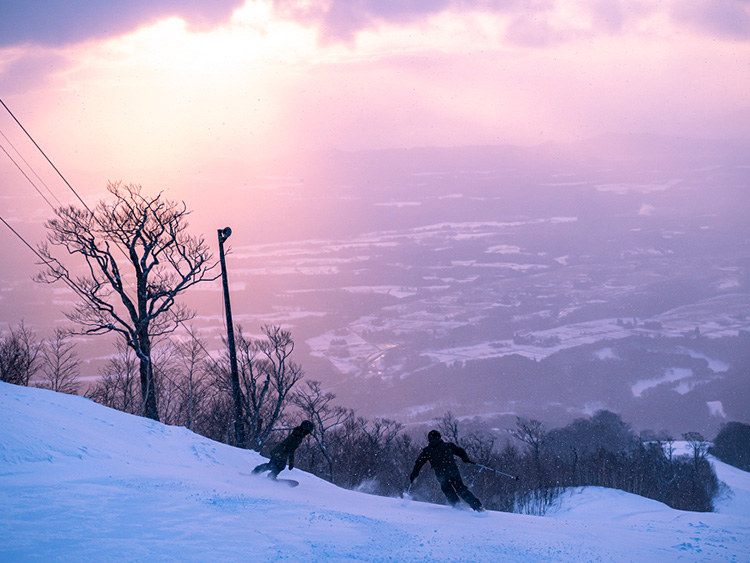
218, 227, 245, 449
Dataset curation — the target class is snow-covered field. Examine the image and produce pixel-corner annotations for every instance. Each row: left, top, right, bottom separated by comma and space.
2, 381, 749, 562
308, 293, 750, 376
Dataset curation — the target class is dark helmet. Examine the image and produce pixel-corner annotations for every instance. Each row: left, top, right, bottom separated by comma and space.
300, 420, 314, 433
428, 429, 441, 441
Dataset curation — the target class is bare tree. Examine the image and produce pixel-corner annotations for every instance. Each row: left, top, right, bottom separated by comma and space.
351, 417, 404, 494
294, 380, 354, 481
0, 321, 42, 386
435, 411, 461, 444
86, 340, 141, 414
37, 327, 80, 394
230, 325, 304, 450
663, 434, 676, 464
163, 330, 212, 432
509, 417, 547, 487
434, 411, 495, 461
36, 182, 219, 421
683, 432, 709, 469
509, 417, 547, 454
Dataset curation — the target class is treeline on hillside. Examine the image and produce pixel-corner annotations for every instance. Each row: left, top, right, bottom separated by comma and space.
710, 421, 750, 472
291, 410, 722, 514
1, 321, 726, 513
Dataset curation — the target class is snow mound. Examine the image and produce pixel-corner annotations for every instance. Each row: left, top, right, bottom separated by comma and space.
2, 381, 749, 562
551, 487, 675, 521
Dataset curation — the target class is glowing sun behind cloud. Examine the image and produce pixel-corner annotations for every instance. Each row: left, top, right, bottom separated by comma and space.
27, 2, 325, 189
0, 0, 747, 196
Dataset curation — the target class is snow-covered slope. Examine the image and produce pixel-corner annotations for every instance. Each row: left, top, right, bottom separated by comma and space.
2, 382, 748, 562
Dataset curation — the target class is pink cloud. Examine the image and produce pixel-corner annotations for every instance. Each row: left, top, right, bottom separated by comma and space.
672, 0, 750, 40
0, 0, 245, 48
3, 0, 749, 51
273, 0, 552, 43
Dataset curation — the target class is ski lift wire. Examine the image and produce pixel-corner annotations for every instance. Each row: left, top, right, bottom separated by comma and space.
0, 97, 92, 213
0, 126, 62, 206
0, 140, 57, 210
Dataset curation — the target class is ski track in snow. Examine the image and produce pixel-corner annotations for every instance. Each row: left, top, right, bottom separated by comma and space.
2, 382, 749, 563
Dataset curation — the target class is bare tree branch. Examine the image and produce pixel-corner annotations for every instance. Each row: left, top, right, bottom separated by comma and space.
35, 182, 219, 421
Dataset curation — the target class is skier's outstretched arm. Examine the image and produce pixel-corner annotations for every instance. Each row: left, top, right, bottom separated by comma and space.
450, 443, 475, 464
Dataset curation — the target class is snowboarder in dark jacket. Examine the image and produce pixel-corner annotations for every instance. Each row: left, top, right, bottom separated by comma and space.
410, 429, 483, 512
253, 420, 313, 479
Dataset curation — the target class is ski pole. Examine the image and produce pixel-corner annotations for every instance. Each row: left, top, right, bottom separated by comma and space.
475, 463, 519, 481
403, 481, 413, 499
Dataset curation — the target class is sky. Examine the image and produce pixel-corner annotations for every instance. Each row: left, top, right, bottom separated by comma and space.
0, 0, 749, 191
3, 380, 750, 561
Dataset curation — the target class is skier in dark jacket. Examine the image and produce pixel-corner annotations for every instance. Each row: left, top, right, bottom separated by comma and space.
410, 429, 483, 512
253, 420, 314, 479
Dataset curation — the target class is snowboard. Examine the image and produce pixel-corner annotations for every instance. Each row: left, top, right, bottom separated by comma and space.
273, 478, 299, 488
241, 472, 299, 487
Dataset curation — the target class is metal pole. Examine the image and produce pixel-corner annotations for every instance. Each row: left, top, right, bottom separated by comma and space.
218, 227, 245, 449
475, 463, 519, 480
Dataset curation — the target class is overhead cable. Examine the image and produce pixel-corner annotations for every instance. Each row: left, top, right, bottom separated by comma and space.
0, 138, 57, 210
0, 127, 61, 206
0, 214, 47, 263
0, 97, 92, 213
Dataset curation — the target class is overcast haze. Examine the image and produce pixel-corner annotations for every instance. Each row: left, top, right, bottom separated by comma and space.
1, 1, 749, 435
1, 0, 749, 178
